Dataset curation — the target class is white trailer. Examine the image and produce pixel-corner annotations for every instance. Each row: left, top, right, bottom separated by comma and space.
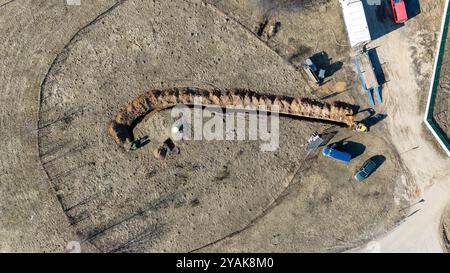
339, 0, 372, 48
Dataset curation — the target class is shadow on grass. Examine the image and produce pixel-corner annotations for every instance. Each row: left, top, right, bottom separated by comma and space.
363, 113, 388, 127
370, 155, 386, 171
332, 140, 367, 159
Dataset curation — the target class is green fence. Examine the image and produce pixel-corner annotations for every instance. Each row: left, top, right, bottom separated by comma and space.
425, 0, 450, 157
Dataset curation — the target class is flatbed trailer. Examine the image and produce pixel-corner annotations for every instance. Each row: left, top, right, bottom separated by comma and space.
354, 49, 382, 106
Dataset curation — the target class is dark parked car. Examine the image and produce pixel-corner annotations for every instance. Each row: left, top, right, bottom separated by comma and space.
354, 158, 378, 182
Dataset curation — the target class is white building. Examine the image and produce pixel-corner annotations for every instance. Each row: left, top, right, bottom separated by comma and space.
339, 0, 372, 48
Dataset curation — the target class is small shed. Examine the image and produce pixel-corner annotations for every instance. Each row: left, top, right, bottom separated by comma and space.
339, 0, 371, 48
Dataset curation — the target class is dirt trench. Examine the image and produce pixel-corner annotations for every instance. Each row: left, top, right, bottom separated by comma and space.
108, 87, 357, 146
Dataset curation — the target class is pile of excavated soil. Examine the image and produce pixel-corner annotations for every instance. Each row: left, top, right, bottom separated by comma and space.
108, 87, 356, 146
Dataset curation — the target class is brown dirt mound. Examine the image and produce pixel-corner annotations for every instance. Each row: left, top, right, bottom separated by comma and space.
108, 87, 357, 146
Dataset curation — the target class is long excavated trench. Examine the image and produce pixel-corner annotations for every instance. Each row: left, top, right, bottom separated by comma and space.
108, 87, 357, 147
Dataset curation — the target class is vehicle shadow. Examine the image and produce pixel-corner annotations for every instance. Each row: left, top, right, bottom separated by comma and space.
362, 0, 403, 40
358, 107, 376, 117
310, 51, 343, 78
362, 113, 388, 127
405, 0, 421, 20
368, 47, 385, 102
368, 47, 385, 84
370, 155, 386, 171
333, 140, 366, 159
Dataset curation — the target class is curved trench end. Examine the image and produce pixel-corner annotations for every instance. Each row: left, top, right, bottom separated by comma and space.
108, 120, 133, 146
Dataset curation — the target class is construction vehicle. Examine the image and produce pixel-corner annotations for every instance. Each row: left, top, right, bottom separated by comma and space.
390, 0, 408, 24
353, 121, 369, 133
305, 131, 324, 153
322, 144, 352, 164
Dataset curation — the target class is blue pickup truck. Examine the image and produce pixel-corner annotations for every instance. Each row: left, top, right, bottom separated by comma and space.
322, 144, 352, 164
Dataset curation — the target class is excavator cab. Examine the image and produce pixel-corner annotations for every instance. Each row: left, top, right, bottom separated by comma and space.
354, 121, 369, 133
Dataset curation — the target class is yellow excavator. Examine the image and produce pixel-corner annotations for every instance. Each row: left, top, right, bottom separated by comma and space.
353, 121, 369, 133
